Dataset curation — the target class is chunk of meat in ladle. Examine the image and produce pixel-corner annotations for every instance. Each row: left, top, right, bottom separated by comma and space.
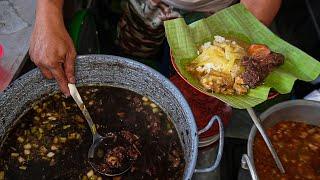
68, 84, 137, 176
90, 131, 141, 175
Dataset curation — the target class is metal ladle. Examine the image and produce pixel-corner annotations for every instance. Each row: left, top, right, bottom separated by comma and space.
247, 108, 285, 174
68, 84, 131, 176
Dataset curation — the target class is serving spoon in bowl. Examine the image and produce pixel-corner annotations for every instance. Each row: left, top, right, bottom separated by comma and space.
68, 84, 131, 176
247, 108, 285, 174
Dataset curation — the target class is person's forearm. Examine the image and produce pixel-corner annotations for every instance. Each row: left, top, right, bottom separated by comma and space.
35, 0, 64, 26
241, 0, 282, 26
37, 0, 64, 10
31, 0, 76, 96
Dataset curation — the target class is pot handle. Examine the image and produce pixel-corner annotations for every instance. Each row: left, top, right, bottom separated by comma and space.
241, 154, 259, 180
194, 115, 224, 173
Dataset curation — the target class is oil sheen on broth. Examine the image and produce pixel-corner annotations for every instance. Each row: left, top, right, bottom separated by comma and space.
0, 86, 185, 180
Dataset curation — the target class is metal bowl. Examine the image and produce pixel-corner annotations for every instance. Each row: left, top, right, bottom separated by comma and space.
0, 55, 224, 179
242, 100, 320, 180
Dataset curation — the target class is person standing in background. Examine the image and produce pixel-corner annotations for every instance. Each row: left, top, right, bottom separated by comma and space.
29, 0, 282, 96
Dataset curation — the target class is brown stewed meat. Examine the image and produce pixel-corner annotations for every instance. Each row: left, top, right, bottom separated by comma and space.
105, 146, 126, 168
93, 130, 142, 174
241, 44, 284, 88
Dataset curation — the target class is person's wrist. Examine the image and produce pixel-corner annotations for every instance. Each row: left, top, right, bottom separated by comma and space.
37, 0, 64, 11
36, 0, 64, 21
35, 0, 65, 28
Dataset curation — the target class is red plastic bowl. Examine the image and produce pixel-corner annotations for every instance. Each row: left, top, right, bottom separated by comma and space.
170, 74, 232, 139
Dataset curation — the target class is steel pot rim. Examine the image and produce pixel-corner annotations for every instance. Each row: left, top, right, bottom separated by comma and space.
243, 99, 320, 180
0, 55, 225, 179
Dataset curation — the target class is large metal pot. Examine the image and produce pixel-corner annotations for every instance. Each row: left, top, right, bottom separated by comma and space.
242, 100, 320, 180
0, 55, 224, 179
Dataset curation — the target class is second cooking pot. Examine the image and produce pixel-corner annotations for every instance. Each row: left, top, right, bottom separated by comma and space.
242, 100, 320, 180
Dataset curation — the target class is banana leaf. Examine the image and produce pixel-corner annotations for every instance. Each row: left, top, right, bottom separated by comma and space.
164, 3, 320, 109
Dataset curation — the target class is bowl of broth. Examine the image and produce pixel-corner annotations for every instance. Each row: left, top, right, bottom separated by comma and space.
0, 55, 223, 179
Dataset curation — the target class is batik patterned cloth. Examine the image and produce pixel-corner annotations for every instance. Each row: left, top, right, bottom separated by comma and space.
116, 0, 235, 59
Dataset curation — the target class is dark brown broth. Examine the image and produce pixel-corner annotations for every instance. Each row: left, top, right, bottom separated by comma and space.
0, 86, 185, 180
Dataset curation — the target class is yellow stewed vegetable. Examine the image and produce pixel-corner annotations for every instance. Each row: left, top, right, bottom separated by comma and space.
187, 36, 248, 95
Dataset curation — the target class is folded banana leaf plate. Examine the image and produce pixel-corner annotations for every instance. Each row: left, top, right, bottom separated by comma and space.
164, 4, 320, 109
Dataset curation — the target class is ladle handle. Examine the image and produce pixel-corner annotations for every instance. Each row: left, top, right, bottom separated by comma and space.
194, 115, 224, 173
68, 84, 100, 139
246, 108, 285, 174
241, 154, 259, 180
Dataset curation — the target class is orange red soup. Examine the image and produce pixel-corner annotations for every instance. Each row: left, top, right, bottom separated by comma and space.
254, 121, 320, 180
